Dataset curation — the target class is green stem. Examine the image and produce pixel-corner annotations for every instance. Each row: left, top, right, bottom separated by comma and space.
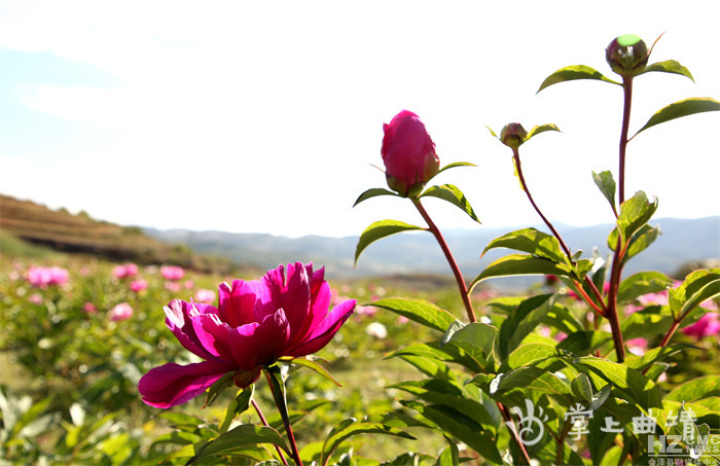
412, 197, 477, 323
252, 399, 289, 465
264, 368, 303, 466
512, 148, 608, 315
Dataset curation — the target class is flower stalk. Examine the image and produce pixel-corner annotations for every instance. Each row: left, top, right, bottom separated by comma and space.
411, 197, 477, 323
265, 366, 303, 466
252, 398, 289, 465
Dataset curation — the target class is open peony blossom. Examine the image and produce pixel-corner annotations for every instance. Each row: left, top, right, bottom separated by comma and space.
139, 262, 356, 409
26, 266, 69, 288
113, 263, 138, 279
381, 110, 439, 197
160, 265, 185, 281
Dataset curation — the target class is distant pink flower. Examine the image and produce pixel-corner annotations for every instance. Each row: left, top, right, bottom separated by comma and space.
638, 291, 669, 307
681, 313, 720, 340
184, 280, 194, 289
396, 316, 410, 325
165, 281, 182, 292
26, 266, 69, 288
356, 305, 378, 317
194, 289, 216, 304
83, 302, 98, 313
28, 293, 43, 305
130, 279, 148, 292
109, 302, 133, 321
627, 338, 648, 356
139, 262, 356, 409
160, 265, 185, 281
113, 263, 138, 279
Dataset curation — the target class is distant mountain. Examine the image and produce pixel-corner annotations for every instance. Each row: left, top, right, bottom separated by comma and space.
144, 217, 719, 287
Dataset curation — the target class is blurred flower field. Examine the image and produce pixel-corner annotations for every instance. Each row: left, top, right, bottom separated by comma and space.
1, 241, 718, 464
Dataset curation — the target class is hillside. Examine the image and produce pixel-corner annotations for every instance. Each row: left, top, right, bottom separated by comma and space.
0, 194, 246, 274
145, 217, 720, 285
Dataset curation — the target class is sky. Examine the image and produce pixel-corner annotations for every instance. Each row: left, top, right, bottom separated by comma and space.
1, 0, 719, 238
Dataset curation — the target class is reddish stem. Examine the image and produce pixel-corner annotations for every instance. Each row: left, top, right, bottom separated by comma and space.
252, 399, 289, 465
412, 198, 477, 323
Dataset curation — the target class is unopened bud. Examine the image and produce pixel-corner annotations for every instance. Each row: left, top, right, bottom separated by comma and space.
606, 34, 649, 76
500, 123, 528, 149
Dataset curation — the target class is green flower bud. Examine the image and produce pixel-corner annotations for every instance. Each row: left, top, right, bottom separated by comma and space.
605, 34, 649, 76
500, 123, 528, 149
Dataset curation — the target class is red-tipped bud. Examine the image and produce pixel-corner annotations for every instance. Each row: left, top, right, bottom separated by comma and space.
500, 123, 528, 149
606, 34, 649, 76
381, 110, 440, 197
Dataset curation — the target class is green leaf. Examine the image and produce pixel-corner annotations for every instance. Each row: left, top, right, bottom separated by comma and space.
188, 424, 290, 464
631, 97, 720, 139
321, 420, 415, 466
437, 161, 477, 175
557, 331, 613, 356
669, 269, 720, 318
442, 322, 498, 373
481, 228, 567, 263
353, 188, 400, 207
354, 220, 426, 265
625, 224, 661, 260
219, 386, 254, 434
537, 65, 621, 93
420, 184, 481, 224
572, 373, 594, 404
504, 343, 558, 370
290, 357, 342, 387
435, 437, 460, 466
621, 306, 675, 340
388, 342, 483, 375
204, 371, 235, 408
592, 170, 616, 212
573, 357, 662, 411
617, 271, 673, 304
498, 294, 553, 361
401, 401, 503, 464
526, 123, 561, 141
470, 254, 573, 290
614, 191, 659, 247
490, 366, 572, 404
640, 60, 694, 81
665, 376, 720, 403
371, 297, 457, 333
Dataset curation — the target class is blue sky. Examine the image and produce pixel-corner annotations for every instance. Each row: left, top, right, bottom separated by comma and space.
1, 0, 719, 237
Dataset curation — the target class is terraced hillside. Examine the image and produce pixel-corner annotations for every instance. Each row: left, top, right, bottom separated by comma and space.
0, 194, 242, 274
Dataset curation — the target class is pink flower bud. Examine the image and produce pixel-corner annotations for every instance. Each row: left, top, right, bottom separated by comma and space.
130, 279, 148, 292
606, 34, 649, 76
381, 110, 440, 197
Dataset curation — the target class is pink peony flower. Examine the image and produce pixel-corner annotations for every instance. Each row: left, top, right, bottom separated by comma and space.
681, 312, 720, 340
627, 338, 648, 356
160, 265, 185, 281
130, 279, 148, 292
83, 302, 98, 313
381, 110, 440, 197
28, 293, 43, 305
184, 280, 194, 289
165, 281, 182, 292
109, 302, 133, 321
113, 263, 138, 279
194, 289, 216, 304
139, 262, 356, 409
26, 266, 69, 288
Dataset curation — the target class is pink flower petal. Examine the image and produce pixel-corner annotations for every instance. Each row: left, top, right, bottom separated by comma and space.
287, 299, 356, 357
138, 360, 231, 409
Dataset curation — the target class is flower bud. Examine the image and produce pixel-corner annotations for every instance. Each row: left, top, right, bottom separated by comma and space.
605, 34, 649, 76
500, 123, 528, 149
381, 110, 440, 197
